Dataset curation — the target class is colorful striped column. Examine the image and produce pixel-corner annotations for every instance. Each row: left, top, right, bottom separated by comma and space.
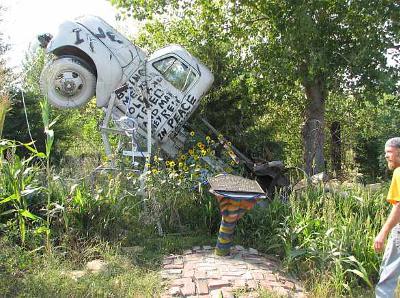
214, 195, 258, 256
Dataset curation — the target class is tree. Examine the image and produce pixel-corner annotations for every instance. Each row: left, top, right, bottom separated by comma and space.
111, 0, 399, 174
237, 1, 399, 175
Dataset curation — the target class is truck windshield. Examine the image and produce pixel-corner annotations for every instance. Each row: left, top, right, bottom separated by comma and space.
153, 56, 197, 92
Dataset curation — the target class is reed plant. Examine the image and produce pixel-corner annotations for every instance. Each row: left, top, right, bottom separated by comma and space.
0, 93, 10, 138
237, 184, 388, 296
0, 140, 46, 246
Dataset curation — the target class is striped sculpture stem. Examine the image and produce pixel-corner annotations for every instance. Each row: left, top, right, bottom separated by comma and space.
214, 195, 258, 256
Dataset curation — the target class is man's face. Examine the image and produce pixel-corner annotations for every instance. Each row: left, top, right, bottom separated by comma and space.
385, 146, 400, 170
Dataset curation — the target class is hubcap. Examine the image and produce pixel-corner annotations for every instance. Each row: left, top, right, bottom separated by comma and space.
54, 71, 84, 97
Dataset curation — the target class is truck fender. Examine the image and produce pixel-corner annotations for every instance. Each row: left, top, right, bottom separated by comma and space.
46, 20, 123, 107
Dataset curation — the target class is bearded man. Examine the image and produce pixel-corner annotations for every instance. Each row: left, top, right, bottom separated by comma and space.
375, 137, 400, 297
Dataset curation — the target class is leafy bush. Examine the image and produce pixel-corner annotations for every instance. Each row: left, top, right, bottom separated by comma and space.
236, 185, 388, 295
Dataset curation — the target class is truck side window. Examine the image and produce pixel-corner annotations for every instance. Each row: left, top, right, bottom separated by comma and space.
153, 56, 197, 92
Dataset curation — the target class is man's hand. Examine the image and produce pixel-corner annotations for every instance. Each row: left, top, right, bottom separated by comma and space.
374, 202, 400, 253
374, 231, 387, 253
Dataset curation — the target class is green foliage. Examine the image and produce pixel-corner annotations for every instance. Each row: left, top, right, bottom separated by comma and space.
0, 140, 46, 246
22, 48, 46, 95
2, 90, 46, 155
236, 185, 388, 295
0, 128, 390, 296
325, 94, 400, 180
0, 94, 10, 138
113, 0, 399, 175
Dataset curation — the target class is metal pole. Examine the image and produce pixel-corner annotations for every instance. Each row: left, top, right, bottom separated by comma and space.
200, 117, 254, 167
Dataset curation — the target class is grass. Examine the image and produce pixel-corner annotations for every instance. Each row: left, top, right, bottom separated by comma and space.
0, 94, 10, 138
235, 183, 389, 297
0, 233, 216, 297
0, 237, 160, 297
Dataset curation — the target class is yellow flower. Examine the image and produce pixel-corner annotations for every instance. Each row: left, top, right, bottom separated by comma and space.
205, 136, 211, 142
180, 154, 187, 161
189, 149, 194, 156
179, 162, 184, 168
201, 149, 207, 156
152, 168, 159, 174
190, 131, 195, 136
169, 161, 176, 167
165, 161, 170, 166
225, 167, 233, 173
183, 166, 189, 171
194, 155, 199, 161
227, 141, 232, 146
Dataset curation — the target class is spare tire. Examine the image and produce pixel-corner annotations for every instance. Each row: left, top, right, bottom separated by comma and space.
40, 56, 96, 109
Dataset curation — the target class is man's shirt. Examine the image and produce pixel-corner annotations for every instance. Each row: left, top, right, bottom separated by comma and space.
387, 167, 400, 204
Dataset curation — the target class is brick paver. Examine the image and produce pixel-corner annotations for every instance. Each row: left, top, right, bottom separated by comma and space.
161, 245, 307, 297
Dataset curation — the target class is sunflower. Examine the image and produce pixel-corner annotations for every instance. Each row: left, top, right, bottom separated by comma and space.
197, 142, 205, 149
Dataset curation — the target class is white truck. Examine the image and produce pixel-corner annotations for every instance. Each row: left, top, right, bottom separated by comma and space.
39, 16, 292, 198
39, 15, 214, 160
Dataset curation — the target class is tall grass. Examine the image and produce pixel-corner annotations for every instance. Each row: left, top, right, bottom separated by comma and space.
0, 93, 10, 138
237, 184, 388, 296
0, 140, 45, 246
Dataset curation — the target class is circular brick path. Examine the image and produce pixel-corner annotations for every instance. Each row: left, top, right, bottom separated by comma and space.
161, 245, 307, 297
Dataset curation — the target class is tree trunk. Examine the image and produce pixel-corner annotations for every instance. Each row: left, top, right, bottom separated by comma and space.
301, 79, 326, 176
330, 121, 342, 177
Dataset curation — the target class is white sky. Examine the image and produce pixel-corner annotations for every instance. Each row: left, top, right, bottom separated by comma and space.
1, 0, 137, 69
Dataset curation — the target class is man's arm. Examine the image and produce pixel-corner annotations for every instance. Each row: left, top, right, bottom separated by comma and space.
374, 202, 400, 252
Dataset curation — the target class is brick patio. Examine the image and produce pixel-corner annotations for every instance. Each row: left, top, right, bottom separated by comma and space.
160, 245, 307, 297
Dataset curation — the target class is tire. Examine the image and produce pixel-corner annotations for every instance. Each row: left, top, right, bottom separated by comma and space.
40, 56, 96, 109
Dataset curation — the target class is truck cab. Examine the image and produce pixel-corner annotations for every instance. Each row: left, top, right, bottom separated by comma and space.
39, 15, 214, 157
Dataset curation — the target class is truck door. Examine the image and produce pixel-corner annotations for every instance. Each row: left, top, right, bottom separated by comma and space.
113, 45, 213, 155
148, 54, 199, 142
114, 54, 200, 142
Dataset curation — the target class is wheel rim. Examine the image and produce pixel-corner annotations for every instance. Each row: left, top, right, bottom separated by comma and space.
53, 70, 85, 98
